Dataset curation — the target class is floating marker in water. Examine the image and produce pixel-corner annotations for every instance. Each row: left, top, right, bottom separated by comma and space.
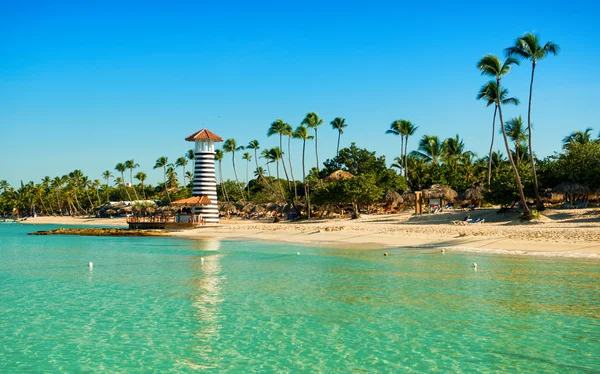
297, 252, 300, 255
384, 253, 389, 257
441, 249, 446, 253
201, 257, 205, 262
88, 262, 93, 269
471, 262, 477, 268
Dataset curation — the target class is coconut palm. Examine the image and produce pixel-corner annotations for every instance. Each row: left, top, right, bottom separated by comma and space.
386, 120, 404, 174
223, 138, 245, 197
242, 152, 252, 199
504, 116, 528, 166
153, 156, 173, 201
267, 147, 286, 200
267, 119, 292, 193
563, 128, 594, 150
92, 179, 102, 206
330, 117, 348, 156
442, 134, 465, 168
175, 157, 188, 184
506, 33, 559, 210
478, 53, 530, 216
282, 123, 298, 200
477, 81, 520, 185
301, 112, 324, 179
400, 120, 419, 180
412, 135, 444, 165
215, 149, 228, 202
247, 139, 272, 192
293, 125, 314, 217
261, 149, 273, 178
102, 170, 113, 201
134, 172, 147, 199
124, 160, 139, 200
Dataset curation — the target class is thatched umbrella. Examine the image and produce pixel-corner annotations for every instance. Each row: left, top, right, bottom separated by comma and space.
464, 185, 488, 202
325, 170, 354, 182
242, 203, 255, 213
402, 191, 416, 205
553, 182, 592, 201
250, 204, 266, 214
384, 190, 404, 206
422, 184, 458, 201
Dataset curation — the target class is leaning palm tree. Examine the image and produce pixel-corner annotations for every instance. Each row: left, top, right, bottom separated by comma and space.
478, 54, 530, 216
124, 159, 139, 200
134, 172, 147, 199
247, 139, 273, 192
562, 128, 594, 150
504, 116, 528, 166
267, 147, 286, 200
301, 112, 324, 180
386, 120, 404, 174
222, 138, 245, 198
261, 149, 273, 178
477, 81, 520, 185
506, 32, 559, 210
283, 123, 298, 200
214, 149, 228, 202
400, 120, 418, 180
293, 125, 314, 217
114, 163, 131, 201
267, 119, 292, 193
330, 117, 348, 156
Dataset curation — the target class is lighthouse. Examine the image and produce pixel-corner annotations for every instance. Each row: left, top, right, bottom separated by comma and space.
185, 129, 223, 224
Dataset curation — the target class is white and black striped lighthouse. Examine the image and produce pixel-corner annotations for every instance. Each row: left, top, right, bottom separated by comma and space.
185, 129, 223, 224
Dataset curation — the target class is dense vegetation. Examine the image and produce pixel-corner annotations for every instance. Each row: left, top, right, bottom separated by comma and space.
3, 32, 596, 219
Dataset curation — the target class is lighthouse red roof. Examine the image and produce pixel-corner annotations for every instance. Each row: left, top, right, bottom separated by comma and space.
185, 129, 223, 142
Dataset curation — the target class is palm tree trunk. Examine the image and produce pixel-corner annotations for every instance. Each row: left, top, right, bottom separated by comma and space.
275, 160, 285, 201
303, 139, 311, 218
497, 94, 531, 216
400, 136, 404, 177
231, 152, 244, 198
287, 136, 297, 200
336, 131, 341, 156
527, 61, 544, 210
315, 128, 322, 186
254, 150, 274, 192
218, 160, 229, 202
487, 106, 497, 186
404, 135, 409, 181
515, 142, 519, 167
245, 160, 250, 200
279, 135, 292, 194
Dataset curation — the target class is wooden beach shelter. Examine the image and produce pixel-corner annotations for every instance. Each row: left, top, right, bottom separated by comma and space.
421, 184, 457, 213
552, 182, 592, 202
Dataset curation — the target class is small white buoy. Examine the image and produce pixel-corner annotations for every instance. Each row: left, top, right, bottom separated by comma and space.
200, 257, 205, 262
88, 262, 93, 269
297, 252, 300, 255
471, 262, 477, 269
441, 249, 446, 253
384, 252, 389, 257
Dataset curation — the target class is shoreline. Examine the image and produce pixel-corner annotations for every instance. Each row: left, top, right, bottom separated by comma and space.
18, 210, 600, 259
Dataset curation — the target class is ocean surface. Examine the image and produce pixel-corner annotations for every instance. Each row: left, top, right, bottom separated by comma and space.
1, 223, 599, 372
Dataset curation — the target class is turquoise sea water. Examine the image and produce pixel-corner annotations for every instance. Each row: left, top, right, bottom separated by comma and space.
0, 224, 599, 372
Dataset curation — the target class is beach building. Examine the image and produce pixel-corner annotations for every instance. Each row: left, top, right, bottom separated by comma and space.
185, 128, 223, 224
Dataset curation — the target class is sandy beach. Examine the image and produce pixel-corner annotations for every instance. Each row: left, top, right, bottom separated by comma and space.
20, 208, 600, 258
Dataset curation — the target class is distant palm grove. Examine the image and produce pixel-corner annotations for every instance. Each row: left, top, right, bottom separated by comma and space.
2, 33, 599, 219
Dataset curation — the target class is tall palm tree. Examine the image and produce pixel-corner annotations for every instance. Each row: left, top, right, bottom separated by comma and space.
330, 117, 348, 156
92, 179, 102, 206
242, 152, 252, 199
301, 112, 324, 180
261, 149, 273, 178
504, 116, 528, 166
283, 123, 298, 200
186, 149, 195, 180
478, 54, 530, 216
153, 156, 173, 201
134, 172, 147, 199
214, 149, 228, 202
442, 135, 465, 168
562, 128, 594, 150
412, 135, 444, 165
267, 119, 292, 193
102, 170, 113, 201
124, 160, 139, 200
506, 33, 559, 210
175, 157, 188, 184
386, 120, 404, 174
477, 81, 520, 185
247, 139, 273, 191
114, 162, 132, 200
267, 147, 286, 200
293, 125, 314, 217
400, 120, 418, 180
223, 139, 245, 198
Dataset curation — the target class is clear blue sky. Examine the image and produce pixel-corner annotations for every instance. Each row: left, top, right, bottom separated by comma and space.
2, 0, 599, 187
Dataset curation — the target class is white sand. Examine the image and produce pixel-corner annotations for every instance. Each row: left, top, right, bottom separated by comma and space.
20, 208, 600, 258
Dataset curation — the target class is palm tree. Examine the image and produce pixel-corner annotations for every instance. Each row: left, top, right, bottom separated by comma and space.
114, 162, 132, 200
293, 125, 314, 217
92, 179, 102, 206
175, 157, 188, 184
102, 170, 113, 201
301, 112, 324, 180
400, 120, 418, 180
386, 120, 404, 174
134, 172, 147, 199
242, 152, 252, 199
186, 149, 195, 180
478, 54, 530, 216
563, 128, 594, 150
477, 81, 520, 185
442, 135, 465, 168
153, 156, 173, 201
504, 116, 528, 166
267, 147, 286, 200
261, 149, 273, 178
215, 149, 228, 202
412, 135, 444, 165
330, 117, 348, 156
506, 33, 559, 210
267, 119, 292, 193
283, 123, 298, 200
124, 160, 139, 200
223, 138, 245, 198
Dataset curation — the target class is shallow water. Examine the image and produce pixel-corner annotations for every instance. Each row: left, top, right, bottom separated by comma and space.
1, 224, 599, 372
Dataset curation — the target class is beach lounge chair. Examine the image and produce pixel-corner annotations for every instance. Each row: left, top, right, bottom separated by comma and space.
467, 218, 485, 224
451, 216, 471, 225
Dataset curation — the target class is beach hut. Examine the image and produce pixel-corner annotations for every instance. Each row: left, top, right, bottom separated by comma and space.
324, 170, 354, 182
384, 190, 404, 212
422, 184, 457, 213
460, 185, 489, 207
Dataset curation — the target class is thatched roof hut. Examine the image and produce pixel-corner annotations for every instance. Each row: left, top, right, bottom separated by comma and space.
325, 170, 354, 182
422, 184, 458, 201
402, 191, 416, 204
384, 190, 404, 205
463, 185, 489, 202
171, 196, 212, 206
553, 182, 592, 196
